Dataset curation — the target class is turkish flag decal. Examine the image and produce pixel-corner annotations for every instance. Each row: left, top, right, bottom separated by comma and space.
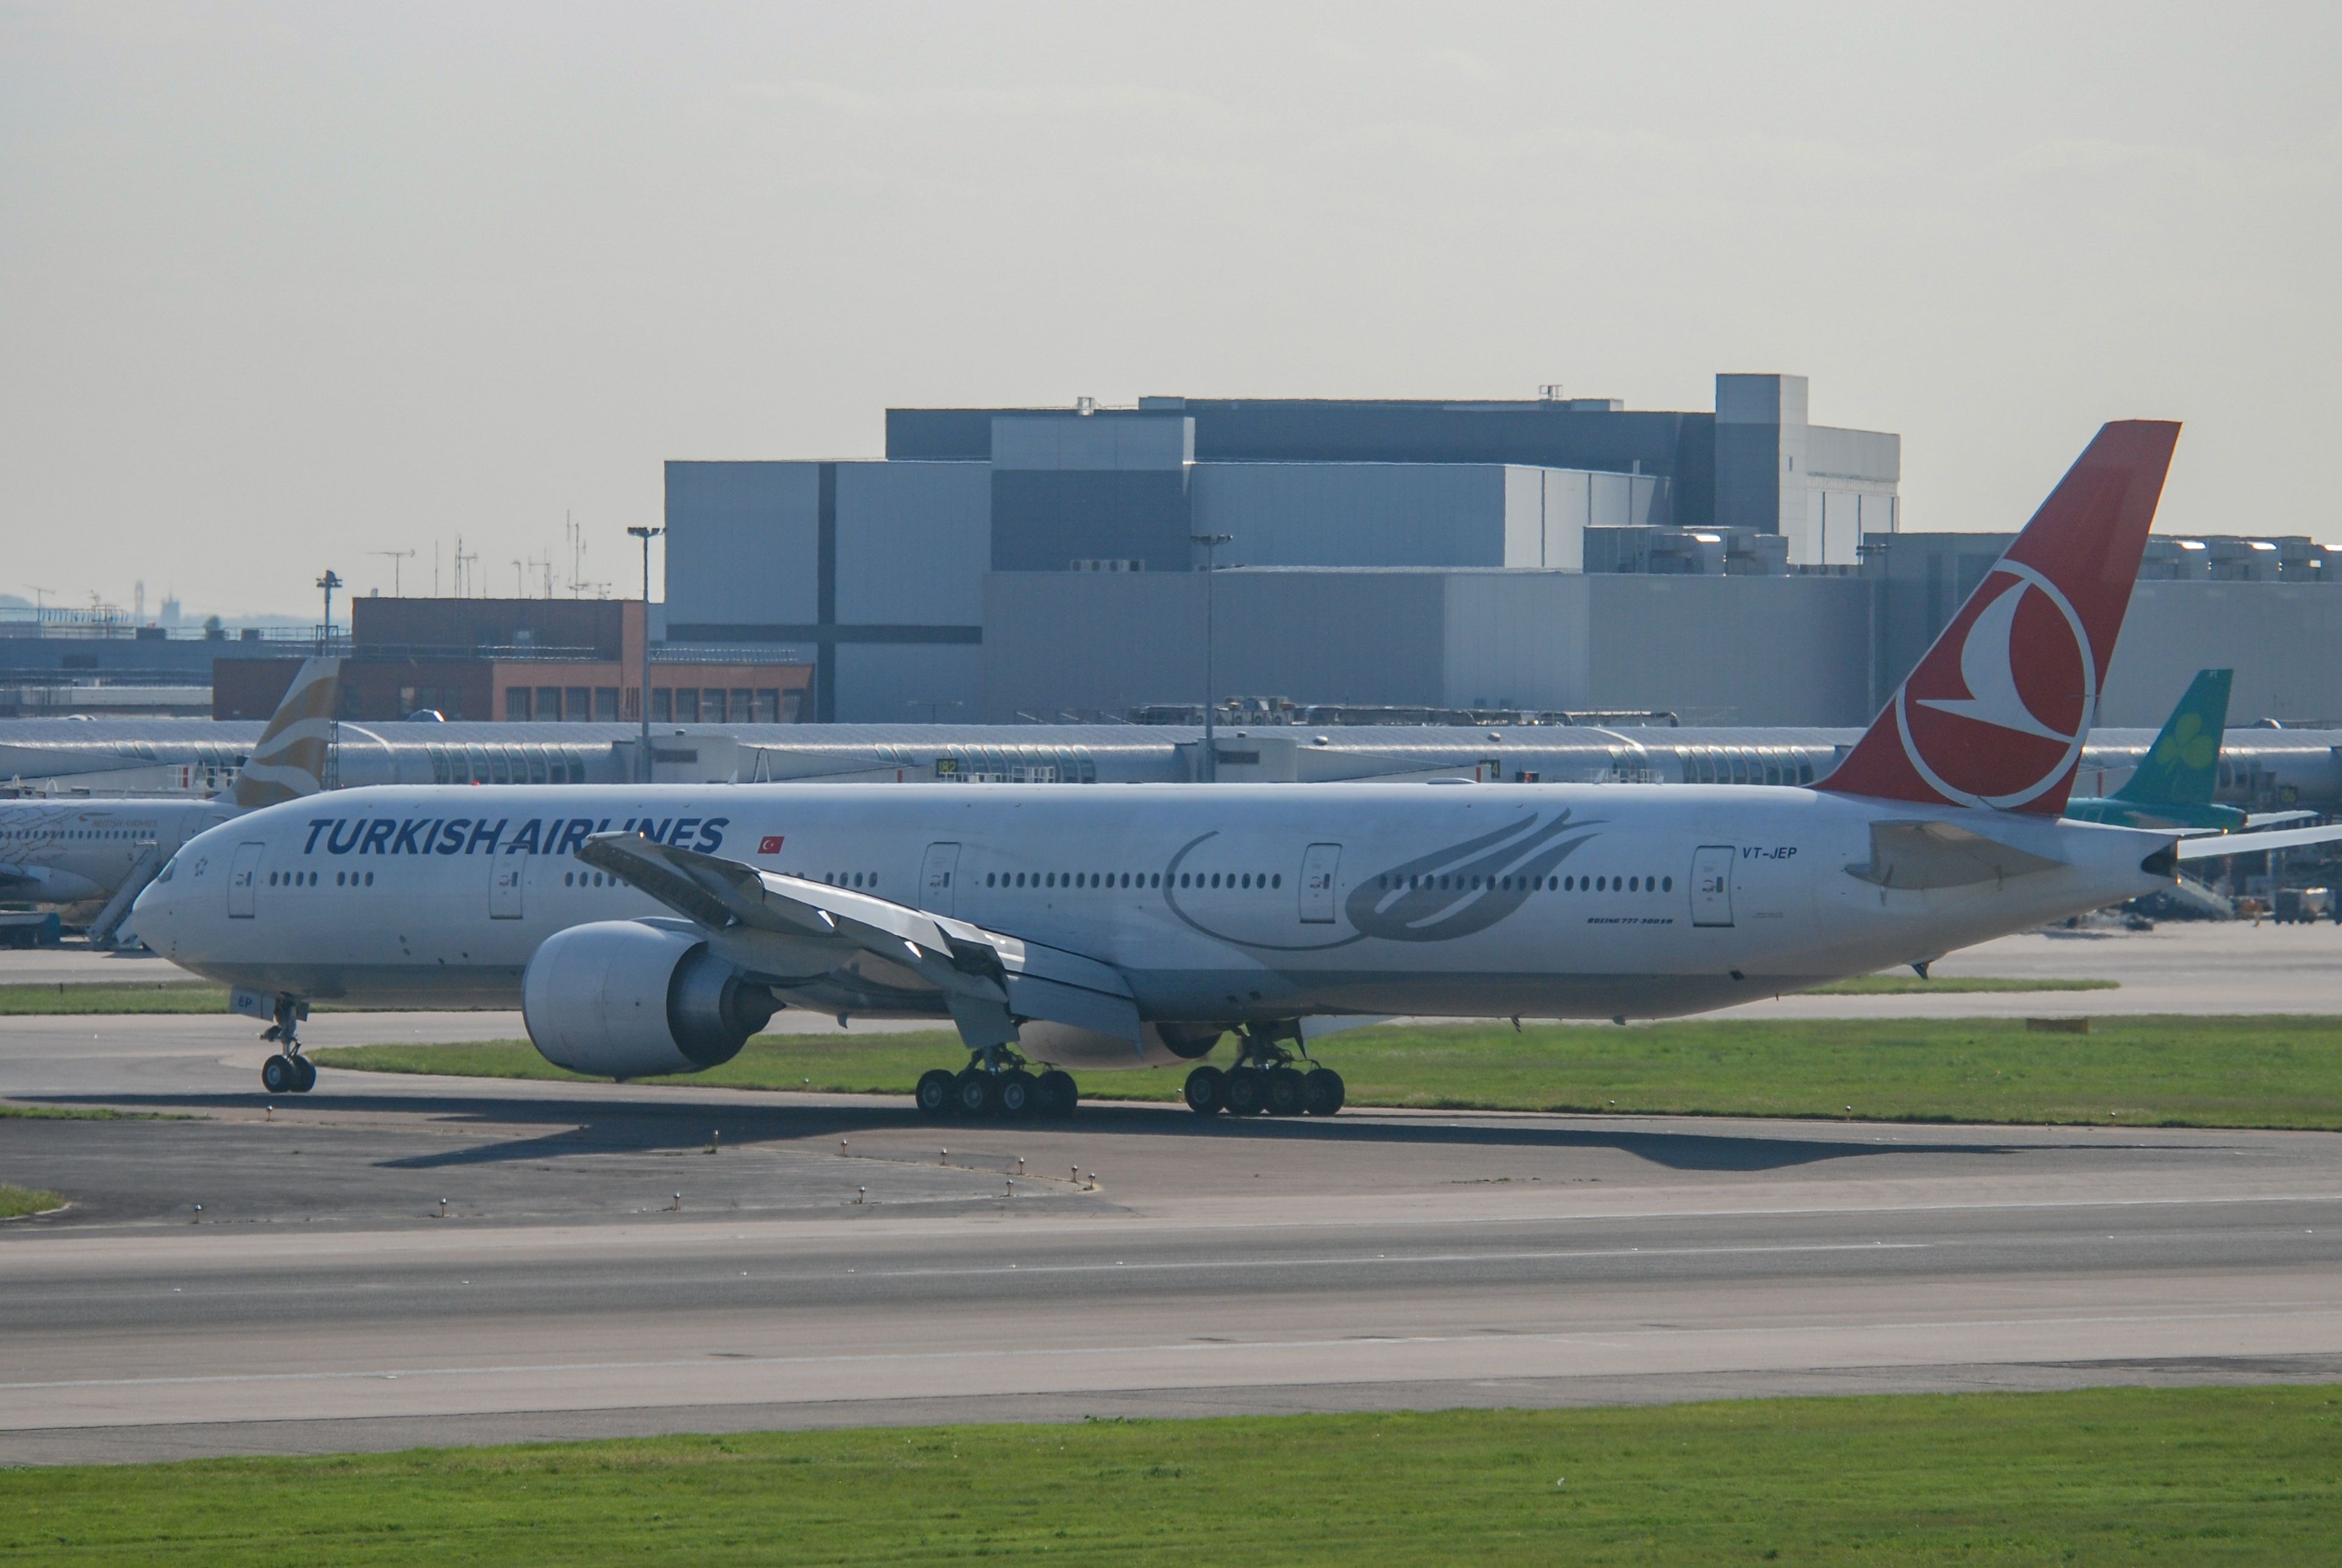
757, 835, 784, 855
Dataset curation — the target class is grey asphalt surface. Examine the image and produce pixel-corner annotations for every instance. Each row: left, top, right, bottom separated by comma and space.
4, 989, 2341, 1466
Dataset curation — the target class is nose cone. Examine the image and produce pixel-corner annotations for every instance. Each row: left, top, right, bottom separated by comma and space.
129, 853, 186, 958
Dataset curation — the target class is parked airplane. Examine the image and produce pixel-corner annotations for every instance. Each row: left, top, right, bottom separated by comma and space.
2063, 667, 2315, 836
133, 421, 2342, 1108
0, 660, 338, 945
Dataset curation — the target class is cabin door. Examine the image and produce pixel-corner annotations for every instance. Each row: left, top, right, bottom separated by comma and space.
919, 842, 962, 918
1690, 845, 1735, 928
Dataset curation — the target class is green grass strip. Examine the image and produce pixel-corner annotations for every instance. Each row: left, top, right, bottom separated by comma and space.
1806, 974, 2118, 994
311, 1013, 2342, 1130
2, 1387, 2335, 1564
0, 1105, 141, 1121
0, 984, 367, 1015
0, 975, 2113, 1015
0, 983, 232, 1015
0, 1184, 64, 1219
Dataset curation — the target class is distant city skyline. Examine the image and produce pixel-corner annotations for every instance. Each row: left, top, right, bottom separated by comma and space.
4, 2, 2335, 616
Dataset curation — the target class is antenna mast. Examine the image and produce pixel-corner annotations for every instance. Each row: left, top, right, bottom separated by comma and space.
368, 548, 416, 596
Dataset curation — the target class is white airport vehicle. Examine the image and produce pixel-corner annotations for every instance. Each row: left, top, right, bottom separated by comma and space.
134, 423, 2342, 1108
0, 659, 338, 944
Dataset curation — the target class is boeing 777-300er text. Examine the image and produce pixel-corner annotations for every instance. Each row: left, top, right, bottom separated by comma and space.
132, 421, 2342, 1109
0, 659, 339, 947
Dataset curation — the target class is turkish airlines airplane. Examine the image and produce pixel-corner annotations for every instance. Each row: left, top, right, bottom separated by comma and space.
132, 421, 2335, 1109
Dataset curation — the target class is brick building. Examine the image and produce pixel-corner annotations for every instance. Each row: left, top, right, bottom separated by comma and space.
214, 598, 809, 723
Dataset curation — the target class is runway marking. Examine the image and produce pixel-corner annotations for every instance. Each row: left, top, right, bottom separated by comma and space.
8, 1301, 2337, 1396
843, 1240, 1934, 1281
18, 1187, 2342, 1260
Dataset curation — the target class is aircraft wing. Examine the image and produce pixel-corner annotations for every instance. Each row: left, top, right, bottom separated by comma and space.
2174, 823, 2342, 861
576, 831, 1141, 1049
2244, 810, 2318, 829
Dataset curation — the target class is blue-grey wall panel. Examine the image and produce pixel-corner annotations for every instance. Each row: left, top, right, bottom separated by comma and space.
664, 462, 820, 626
990, 470, 1194, 572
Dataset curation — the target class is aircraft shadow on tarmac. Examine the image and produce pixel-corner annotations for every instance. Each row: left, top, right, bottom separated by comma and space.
19, 1087, 2027, 1175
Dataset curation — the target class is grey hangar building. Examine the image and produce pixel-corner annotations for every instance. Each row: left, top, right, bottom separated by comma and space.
662, 374, 2342, 729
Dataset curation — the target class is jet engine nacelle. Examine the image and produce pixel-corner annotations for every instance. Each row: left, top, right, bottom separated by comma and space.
1017, 1019, 1223, 1070
521, 920, 777, 1079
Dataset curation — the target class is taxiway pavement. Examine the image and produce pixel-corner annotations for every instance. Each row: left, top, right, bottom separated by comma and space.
2, 1004, 2339, 1464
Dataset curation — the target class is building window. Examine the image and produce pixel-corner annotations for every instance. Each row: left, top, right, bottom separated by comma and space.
595, 688, 619, 721
730, 689, 752, 724
537, 687, 562, 720
676, 688, 701, 722
653, 689, 672, 723
567, 687, 590, 721
753, 689, 779, 723
506, 688, 532, 721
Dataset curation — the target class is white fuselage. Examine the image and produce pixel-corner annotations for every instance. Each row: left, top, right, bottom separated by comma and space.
0, 799, 235, 905
132, 781, 2170, 1034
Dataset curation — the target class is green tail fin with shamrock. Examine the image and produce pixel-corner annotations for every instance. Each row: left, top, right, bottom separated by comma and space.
2111, 668, 2231, 807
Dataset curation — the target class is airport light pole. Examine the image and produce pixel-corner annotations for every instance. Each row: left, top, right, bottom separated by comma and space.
315, 570, 342, 656
627, 526, 664, 783
1189, 533, 1233, 782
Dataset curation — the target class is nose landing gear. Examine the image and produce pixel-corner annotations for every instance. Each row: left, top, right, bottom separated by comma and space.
1184, 1022, 1345, 1118
259, 993, 317, 1094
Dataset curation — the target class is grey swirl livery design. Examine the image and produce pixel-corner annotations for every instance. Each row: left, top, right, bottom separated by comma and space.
1165, 810, 1600, 952
1344, 811, 1600, 941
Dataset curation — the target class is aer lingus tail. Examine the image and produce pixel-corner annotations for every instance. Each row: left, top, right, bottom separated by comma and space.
2065, 668, 2240, 830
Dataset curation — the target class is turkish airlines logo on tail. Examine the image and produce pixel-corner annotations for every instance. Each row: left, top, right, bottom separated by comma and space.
1893, 562, 2094, 810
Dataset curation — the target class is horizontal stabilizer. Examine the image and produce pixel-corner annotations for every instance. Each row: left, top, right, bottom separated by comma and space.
2174, 823, 2342, 861
1847, 820, 2069, 890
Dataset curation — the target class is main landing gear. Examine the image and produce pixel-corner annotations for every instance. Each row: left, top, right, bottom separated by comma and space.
914, 1045, 1078, 1121
259, 993, 317, 1095
1183, 1022, 1345, 1118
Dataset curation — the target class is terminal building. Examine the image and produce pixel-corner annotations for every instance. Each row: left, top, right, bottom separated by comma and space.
663, 375, 2342, 728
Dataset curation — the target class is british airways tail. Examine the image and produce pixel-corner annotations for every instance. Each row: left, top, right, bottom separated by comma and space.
229, 657, 342, 809
1817, 421, 2180, 815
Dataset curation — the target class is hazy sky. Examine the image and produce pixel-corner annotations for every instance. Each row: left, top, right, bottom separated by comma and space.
4, 2, 2336, 615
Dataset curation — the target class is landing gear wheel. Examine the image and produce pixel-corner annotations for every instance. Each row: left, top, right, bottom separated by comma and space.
1036, 1070, 1078, 1118
292, 1056, 318, 1094
1264, 1067, 1306, 1117
260, 1054, 298, 1095
1183, 1065, 1228, 1116
915, 1069, 959, 1118
1303, 1067, 1345, 1116
1224, 1066, 1267, 1117
997, 1070, 1037, 1118
954, 1070, 997, 1117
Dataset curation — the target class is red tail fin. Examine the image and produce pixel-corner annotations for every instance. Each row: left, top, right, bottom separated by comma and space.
1817, 420, 2180, 815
